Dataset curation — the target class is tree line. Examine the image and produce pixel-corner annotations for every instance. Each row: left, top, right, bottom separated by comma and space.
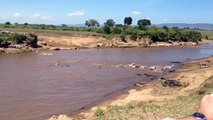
83, 17, 201, 42
1, 17, 202, 42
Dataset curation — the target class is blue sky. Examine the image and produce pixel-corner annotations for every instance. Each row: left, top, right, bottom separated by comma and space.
0, 0, 212, 25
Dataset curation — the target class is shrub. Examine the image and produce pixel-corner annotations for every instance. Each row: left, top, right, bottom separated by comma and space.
120, 33, 127, 42
130, 34, 138, 41
103, 25, 111, 34
10, 33, 27, 44
19, 48, 32, 53
204, 82, 213, 88
26, 33, 38, 48
107, 104, 122, 112
112, 27, 122, 34
94, 108, 105, 117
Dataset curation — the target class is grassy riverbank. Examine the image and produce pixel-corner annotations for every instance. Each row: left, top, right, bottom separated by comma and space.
49, 56, 213, 120
92, 77, 213, 120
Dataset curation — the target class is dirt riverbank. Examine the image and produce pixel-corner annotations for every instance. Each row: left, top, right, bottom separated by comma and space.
0, 29, 212, 54
48, 56, 213, 120
36, 32, 212, 50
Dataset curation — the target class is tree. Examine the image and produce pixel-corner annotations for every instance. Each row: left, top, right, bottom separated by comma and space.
115, 24, 123, 27
103, 25, 111, 34
85, 20, 90, 27
5, 22, 11, 25
124, 17, 133, 26
137, 19, 151, 29
24, 23, 28, 26
104, 19, 115, 27
61, 24, 68, 27
85, 19, 99, 28
162, 26, 169, 31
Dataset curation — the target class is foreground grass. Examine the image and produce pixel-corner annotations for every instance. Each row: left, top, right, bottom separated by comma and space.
93, 78, 213, 120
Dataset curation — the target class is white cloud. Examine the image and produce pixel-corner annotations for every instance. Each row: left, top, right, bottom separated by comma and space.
31, 13, 41, 18
146, 17, 150, 20
132, 11, 141, 15
30, 13, 53, 21
163, 18, 168, 22
14, 12, 22, 18
0, 16, 6, 19
41, 16, 50, 20
67, 10, 84, 16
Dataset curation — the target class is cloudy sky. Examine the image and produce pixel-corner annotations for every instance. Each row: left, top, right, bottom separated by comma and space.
0, 0, 212, 25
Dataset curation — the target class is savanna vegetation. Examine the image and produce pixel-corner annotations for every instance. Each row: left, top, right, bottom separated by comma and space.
0, 31, 38, 48
0, 17, 204, 43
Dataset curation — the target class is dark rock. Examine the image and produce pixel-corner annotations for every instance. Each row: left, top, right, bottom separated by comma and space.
169, 61, 181, 64
96, 44, 101, 48
162, 80, 182, 87
29, 36, 38, 48
144, 73, 157, 78
0, 40, 10, 48
54, 48, 60, 51
0, 48, 5, 53
169, 70, 176, 72
42, 42, 48, 46
137, 73, 142, 76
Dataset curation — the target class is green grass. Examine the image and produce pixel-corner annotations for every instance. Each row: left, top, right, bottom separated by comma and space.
191, 30, 213, 40
0, 27, 112, 38
19, 48, 32, 53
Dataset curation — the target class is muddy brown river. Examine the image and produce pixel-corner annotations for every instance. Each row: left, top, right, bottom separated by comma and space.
0, 44, 213, 120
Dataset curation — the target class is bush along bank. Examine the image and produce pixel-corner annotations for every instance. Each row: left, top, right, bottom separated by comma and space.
0, 30, 38, 54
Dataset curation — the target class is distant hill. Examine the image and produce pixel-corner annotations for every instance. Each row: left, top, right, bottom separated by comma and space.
156, 23, 213, 30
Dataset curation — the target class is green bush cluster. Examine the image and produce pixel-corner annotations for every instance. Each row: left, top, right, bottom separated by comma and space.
0, 32, 38, 48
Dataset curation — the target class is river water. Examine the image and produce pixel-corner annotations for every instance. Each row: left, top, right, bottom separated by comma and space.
0, 44, 213, 120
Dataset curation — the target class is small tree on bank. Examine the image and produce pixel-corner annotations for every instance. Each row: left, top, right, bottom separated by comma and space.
124, 17, 133, 26
137, 19, 151, 30
5, 22, 11, 25
104, 19, 115, 27
61, 24, 68, 27
85, 19, 100, 28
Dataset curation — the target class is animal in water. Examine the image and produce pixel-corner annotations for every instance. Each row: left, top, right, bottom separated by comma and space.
199, 60, 211, 69
134, 64, 141, 68
139, 65, 147, 69
128, 63, 136, 67
163, 64, 175, 71
149, 66, 157, 71
128, 63, 141, 68
116, 64, 124, 68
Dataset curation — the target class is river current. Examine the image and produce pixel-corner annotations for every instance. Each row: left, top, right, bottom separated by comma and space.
0, 43, 212, 120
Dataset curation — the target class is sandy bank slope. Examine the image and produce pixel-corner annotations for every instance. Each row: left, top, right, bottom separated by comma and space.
48, 56, 213, 120
37, 32, 212, 50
